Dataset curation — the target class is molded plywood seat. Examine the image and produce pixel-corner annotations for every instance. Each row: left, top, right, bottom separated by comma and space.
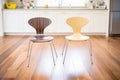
30, 35, 54, 43
27, 17, 57, 67
66, 34, 89, 41
62, 17, 93, 64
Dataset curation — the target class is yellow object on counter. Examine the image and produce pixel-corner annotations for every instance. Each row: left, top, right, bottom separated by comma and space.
45, 4, 48, 8
5, 2, 17, 9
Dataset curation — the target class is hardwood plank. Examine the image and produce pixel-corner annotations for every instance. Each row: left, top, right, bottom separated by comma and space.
0, 35, 120, 80
0, 36, 28, 64
0, 36, 24, 55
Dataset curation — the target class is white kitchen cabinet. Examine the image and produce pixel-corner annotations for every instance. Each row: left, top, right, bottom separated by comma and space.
0, 11, 3, 36
57, 13, 91, 33
3, 9, 109, 35
4, 13, 19, 32
92, 12, 109, 33
0, 0, 3, 36
22, 12, 39, 33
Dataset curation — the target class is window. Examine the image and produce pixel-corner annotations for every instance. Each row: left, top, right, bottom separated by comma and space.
61, 0, 88, 7
35, 0, 88, 8
36, 0, 59, 7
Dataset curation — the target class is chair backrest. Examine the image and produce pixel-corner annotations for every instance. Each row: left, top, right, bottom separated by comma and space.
28, 17, 51, 34
66, 17, 88, 34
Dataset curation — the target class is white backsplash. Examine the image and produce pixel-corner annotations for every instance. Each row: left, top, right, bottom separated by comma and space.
5, 0, 108, 9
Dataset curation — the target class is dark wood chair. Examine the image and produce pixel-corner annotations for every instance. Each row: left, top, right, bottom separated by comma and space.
27, 17, 57, 67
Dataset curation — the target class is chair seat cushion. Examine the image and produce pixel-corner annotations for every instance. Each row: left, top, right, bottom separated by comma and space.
66, 34, 89, 41
30, 35, 54, 43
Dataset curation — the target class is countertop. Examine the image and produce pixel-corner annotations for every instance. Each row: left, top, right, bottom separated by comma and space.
3, 7, 108, 11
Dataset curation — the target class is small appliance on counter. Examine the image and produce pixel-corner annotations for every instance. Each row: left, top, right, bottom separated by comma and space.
88, 0, 107, 9
5, 2, 17, 9
20, 0, 35, 9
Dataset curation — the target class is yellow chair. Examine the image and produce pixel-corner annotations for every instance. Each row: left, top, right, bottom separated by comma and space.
62, 17, 93, 64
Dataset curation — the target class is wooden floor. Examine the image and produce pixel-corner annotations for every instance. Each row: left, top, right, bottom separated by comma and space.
0, 35, 120, 80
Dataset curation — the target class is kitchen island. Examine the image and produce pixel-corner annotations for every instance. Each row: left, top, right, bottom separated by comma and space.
3, 8, 109, 36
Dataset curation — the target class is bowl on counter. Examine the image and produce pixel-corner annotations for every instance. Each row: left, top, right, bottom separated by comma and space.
5, 2, 17, 9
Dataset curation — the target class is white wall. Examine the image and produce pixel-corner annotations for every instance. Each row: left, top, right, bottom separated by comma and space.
0, 0, 4, 36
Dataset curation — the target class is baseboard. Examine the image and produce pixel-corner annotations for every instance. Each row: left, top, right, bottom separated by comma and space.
4, 32, 106, 36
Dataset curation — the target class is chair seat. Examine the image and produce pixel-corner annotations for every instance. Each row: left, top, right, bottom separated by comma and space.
66, 34, 89, 41
30, 35, 54, 43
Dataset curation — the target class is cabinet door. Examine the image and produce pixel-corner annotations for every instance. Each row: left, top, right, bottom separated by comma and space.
22, 12, 40, 33
4, 13, 19, 32
42, 13, 60, 33
3, 10, 109, 35
92, 12, 108, 33
23, 12, 56, 33
50, 12, 92, 33
22, 12, 92, 33
0, 2, 3, 36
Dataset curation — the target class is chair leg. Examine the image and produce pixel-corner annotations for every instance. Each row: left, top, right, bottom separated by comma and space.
88, 39, 93, 65
27, 40, 31, 57
50, 41, 56, 66
63, 40, 69, 64
51, 41, 58, 58
62, 40, 67, 56
27, 42, 33, 67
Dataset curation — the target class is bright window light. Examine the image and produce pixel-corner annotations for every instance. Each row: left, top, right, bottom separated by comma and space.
36, 0, 88, 8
